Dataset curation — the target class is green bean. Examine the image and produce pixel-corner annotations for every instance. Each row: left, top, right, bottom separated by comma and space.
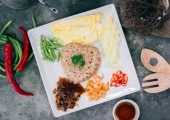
40, 35, 44, 56
49, 39, 63, 48
9, 37, 22, 58
42, 56, 52, 61
43, 43, 52, 59
0, 19, 35, 79
10, 39, 19, 64
0, 41, 6, 44
48, 48, 54, 61
44, 50, 53, 61
40, 35, 43, 48
0, 64, 5, 72
40, 39, 45, 57
40, 35, 63, 62
0, 60, 4, 65
14, 49, 19, 64
27, 52, 34, 62
9, 37, 23, 70
43, 52, 52, 61
45, 38, 56, 46
43, 39, 51, 46
0, 39, 7, 43
13, 38, 23, 58
48, 45, 57, 49
0, 36, 23, 70
49, 50, 55, 61
40, 47, 46, 58
32, 16, 37, 28
56, 51, 60, 62
53, 41, 63, 47
0, 20, 12, 35
0, 73, 7, 79
0, 35, 7, 38
51, 50, 56, 60
0, 37, 8, 41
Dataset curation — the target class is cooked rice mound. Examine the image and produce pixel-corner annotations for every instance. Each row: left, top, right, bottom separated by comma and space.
60, 43, 101, 83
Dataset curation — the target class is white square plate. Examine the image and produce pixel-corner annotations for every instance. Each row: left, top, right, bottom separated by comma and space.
28, 4, 141, 117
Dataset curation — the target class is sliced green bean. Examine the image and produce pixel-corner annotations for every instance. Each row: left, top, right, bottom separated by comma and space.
40, 35, 43, 48
48, 48, 54, 61
51, 50, 56, 60
43, 39, 51, 46
40, 35, 63, 62
43, 43, 52, 59
50, 50, 55, 61
56, 51, 60, 62
53, 42, 63, 47
44, 50, 53, 61
45, 38, 56, 46
42, 56, 52, 62
0, 20, 12, 35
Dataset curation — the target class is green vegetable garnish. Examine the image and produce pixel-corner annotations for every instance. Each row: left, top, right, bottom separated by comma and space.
40, 35, 63, 62
71, 54, 85, 67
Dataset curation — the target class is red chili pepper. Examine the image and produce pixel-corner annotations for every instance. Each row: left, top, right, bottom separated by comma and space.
16, 27, 30, 72
110, 70, 128, 87
4, 43, 33, 96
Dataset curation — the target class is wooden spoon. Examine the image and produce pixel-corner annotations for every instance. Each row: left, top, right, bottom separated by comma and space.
142, 73, 170, 93
141, 48, 170, 73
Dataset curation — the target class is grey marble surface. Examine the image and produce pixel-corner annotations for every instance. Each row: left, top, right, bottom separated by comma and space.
0, 0, 170, 120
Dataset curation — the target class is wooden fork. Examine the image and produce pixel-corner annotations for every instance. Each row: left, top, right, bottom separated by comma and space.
142, 73, 170, 93
141, 48, 170, 93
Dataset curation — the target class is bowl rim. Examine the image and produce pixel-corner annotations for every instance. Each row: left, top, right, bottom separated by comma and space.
112, 99, 140, 120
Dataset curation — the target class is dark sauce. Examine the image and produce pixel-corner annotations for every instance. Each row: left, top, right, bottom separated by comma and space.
115, 102, 136, 120
58, 77, 85, 94
54, 77, 85, 111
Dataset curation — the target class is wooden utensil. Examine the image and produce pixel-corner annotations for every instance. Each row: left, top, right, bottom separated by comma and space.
141, 48, 170, 93
141, 48, 170, 73
142, 73, 170, 93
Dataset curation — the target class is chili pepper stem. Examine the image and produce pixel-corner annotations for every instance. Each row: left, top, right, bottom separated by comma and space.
14, 70, 20, 79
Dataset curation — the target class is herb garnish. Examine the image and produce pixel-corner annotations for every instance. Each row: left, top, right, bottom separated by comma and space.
71, 54, 85, 67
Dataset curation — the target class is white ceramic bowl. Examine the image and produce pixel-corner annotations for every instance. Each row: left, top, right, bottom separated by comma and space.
113, 99, 140, 120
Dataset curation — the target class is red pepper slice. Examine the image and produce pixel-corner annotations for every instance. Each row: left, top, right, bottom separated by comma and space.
4, 43, 33, 96
110, 70, 128, 87
16, 27, 30, 72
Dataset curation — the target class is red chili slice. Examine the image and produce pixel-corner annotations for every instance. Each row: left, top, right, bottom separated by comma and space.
110, 70, 128, 87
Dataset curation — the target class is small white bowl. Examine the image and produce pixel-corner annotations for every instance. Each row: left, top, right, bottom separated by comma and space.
113, 99, 140, 120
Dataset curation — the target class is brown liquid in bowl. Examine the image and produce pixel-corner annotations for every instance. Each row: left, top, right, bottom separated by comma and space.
115, 102, 136, 120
